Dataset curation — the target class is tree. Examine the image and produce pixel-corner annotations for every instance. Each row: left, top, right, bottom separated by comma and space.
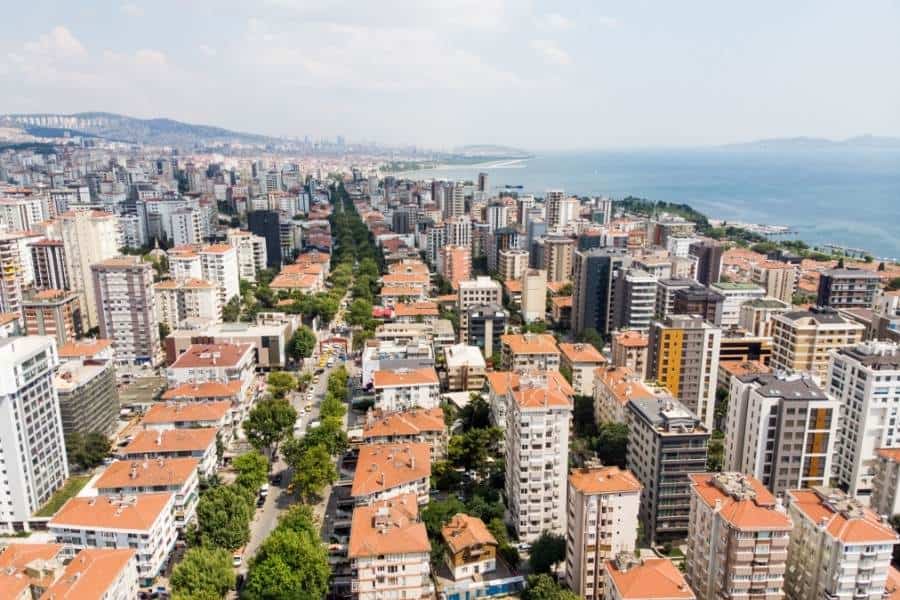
836, 257, 845, 268
287, 326, 317, 361
448, 427, 502, 476
458, 395, 492, 430
65, 432, 111, 471
222, 296, 241, 322
421, 497, 466, 536
432, 460, 463, 491
887, 277, 900, 292
572, 396, 597, 438
522, 574, 580, 600
286, 443, 337, 501
233, 451, 270, 492
878, 262, 887, 271
490, 351, 502, 370
266, 372, 297, 399
528, 532, 567, 575
159, 322, 171, 341
707, 430, 724, 471
594, 422, 628, 467
241, 520, 330, 600
319, 393, 347, 420
244, 399, 297, 462
297, 417, 349, 456
196, 485, 252, 550
348, 298, 374, 327
170, 547, 233, 598
559, 363, 573, 385
278, 504, 318, 538
575, 328, 604, 352
556, 283, 573, 296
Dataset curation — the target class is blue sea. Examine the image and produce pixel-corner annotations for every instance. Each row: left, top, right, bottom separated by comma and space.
408, 148, 900, 260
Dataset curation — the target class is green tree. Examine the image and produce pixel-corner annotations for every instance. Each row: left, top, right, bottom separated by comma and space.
319, 393, 347, 419
222, 296, 241, 322
233, 451, 270, 491
575, 327, 604, 352
65, 432, 111, 471
159, 322, 171, 341
522, 574, 580, 600
277, 504, 318, 538
559, 363, 573, 385
458, 395, 492, 430
594, 422, 629, 467
887, 277, 900, 292
448, 427, 502, 476
285, 443, 337, 501
528, 532, 567, 575
170, 547, 233, 598
348, 298, 374, 327
421, 497, 466, 536
241, 524, 330, 600
287, 326, 317, 361
297, 417, 349, 456
431, 460, 463, 491
196, 485, 252, 550
266, 372, 297, 399
707, 430, 725, 471
572, 396, 597, 438
244, 399, 297, 462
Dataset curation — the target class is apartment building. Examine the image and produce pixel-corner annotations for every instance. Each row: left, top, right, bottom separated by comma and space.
91, 256, 160, 365
498, 248, 529, 282
710, 282, 766, 327
594, 366, 658, 425
871, 449, 900, 518
500, 333, 561, 373
350, 443, 431, 506
505, 385, 572, 542
459, 277, 502, 344
22, 289, 82, 345
348, 493, 432, 600
372, 367, 440, 411
572, 248, 631, 336
672, 285, 725, 326
167, 246, 203, 280
617, 269, 657, 331
540, 235, 576, 283
565, 466, 642, 600
54, 359, 119, 437
198, 244, 240, 306
828, 341, 900, 500
485, 370, 573, 438
141, 401, 235, 440
559, 342, 607, 396
0, 336, 69, 532
520, 268, 548, 323
648, 315, 722, 430
626, 396, 709, 545
444, 344, 487, 391
118, 428, 218, 476
362, 408, 447, 461
439, 245, 472, 290
751, 261, 797, 304
605, 554, 694, 600
59, 210, 121, 328
166, 342, 256, 390
688, 241, 724, 286
29, 238, 69, 291
153, 279, 220, 330
739, 297, 791, 337
49, 493, 177, 586
611, 331, 649, 379
0, 232, 28, 316
655, 278, 695, 321
685, 472, 792, 600
817, 268, 881, 309
466, 304, 508, 359
226, 228, 267, 282
785, 487, 898, 600
441, 513, 498, 581
41, 548, 139, 600
771, 308, 866, 381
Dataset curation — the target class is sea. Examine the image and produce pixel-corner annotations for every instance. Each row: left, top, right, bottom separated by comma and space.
401, 148, 900, 261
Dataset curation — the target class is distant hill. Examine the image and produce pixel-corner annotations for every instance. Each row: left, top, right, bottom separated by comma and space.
0, 112, 284, 147
723, 134, 900, 151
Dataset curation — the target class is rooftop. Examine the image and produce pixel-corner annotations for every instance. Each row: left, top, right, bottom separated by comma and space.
54, 361, 109, 392
501, 333, 559, 355
142, 401, 231, 424
441, 514, 496, 555
363, 407, 445, 438
788, 487, 898, 544
49, 493, 172, 532
57, 339, 112, 359
169, 343, 253, 369
120, 428, 217, 455
569, 465, 642, 495
614, 330, 649, 348
161, 380, 242, 400
443, 344, 486, 368
689, 472, 792, 531
485, 370, 573, 397
559, 342, 605, 364
372, 367, 439, 388
41, 548, 136, 600
606, 556, 695, 600
595, 366, 657, 406
837, 341, 900, 370
351, 443, 431, 498
348, 493, 429, 559
94, 457, 199, 490
512, 386, 571, 411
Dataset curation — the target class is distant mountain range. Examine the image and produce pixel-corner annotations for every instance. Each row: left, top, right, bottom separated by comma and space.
0, 112, 284, 147
723, 134, 900, 150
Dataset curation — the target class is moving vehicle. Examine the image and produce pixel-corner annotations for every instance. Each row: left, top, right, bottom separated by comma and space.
259, 484, 270, 497
232, 548, 245, 567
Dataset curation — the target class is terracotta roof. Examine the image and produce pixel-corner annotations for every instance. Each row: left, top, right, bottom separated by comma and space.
32, 289, 69, 300
169, 343, 253, 369
550, 295, 572, 308
434, 294, 457, 303
559, 342, 606, 364
614, 330, 648, 348
0, 573, 29, 599
351, 443, 431, 498
154, 278, 216, 290
40, 548, 136, 600
393, 302, 439, 317
388, 261, 429, 275
50, 493, 172, 532
0, 312, 20, 326
167, 245, 199, 257
877, 448, 900, 464
501, 333, 559, 356
886, 567, 900, 600
513, 387, 571, 410
485, 370, 574, 397
57, 339, 112, 358
348, 493, 429, 558
271, 273, 319, 290
595, 367, 656, 407
0, 543, 64, 589
382, 273, 429, 285
120, 428, 217, 455
372, 367, 439, 388
547, 281, 570, 294
689, 473, 792, 531
142, 401, 231, 425
161, 380, 242, 400
363, 408, 445, 438
199, 244, 233, 254
93, 256, 146, 269
379, 286, 424, 297
788, 489, 899, 544
606, 557, 694, 600
719, 360, 771, 378
442, 514, 496, 555
95, 458, 199, 490
503, 280, 522, 293
569, 466, 642, 495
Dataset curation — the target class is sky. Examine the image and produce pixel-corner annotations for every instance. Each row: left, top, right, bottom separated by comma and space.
1, 1, 899, 150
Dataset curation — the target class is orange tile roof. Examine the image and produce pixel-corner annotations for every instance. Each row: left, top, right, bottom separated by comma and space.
442, 514, 496, 555
485, 370, 574, 397
50, 493, 172, 532
388, 261, 429, 275
614, 330, 648, 348
788, 489, 899, 544
0, 543, 64, 589
719, 360, 771, 379
550, 295, 572, 308
547, 281, 570, 294
154, 278, 216, 290
501, 333, 559, 356
0, 573, 29, 599
886, 567, 900, 600
877, 448, 900, 464
503, 280, 523, 293
595, 367, 656, 407
513, 387, 571, 410
270, 273, 319, 290
40, 548, 136, 600
351, 443, 431, 498
32, 288, 68, 300
95, 458, 199, 490
569, 466, 642, 495
167, 245, 199, 257
93, 256, 146, 269
382, 273, 429, 285
363, 408, 445, 438
142, 401, 231, 425
689, 473, 792, 531
199, 243, 233, 254
120, 428, 217, 455
169, 343, 252, 369
161, 380, 242, 400
434, 294, 457, 303
606, 557, 694, 600
559, 342, 605, 364
57, 339, 112, 358
348, 493, 430, 558
379, 286, 424, 297
0, 312, 20, 326
393, 302, 439, 317
372, 367, 439, 388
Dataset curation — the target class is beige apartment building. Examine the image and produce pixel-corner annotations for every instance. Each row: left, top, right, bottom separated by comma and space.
541, 235, 575, 282
498, 248, 529, 282
443, 343, 487, 391
520, 268, 548, 323
751, 261, 797, 304
593, 366, 657, 425
686, 472, 792, 600
500, 333, 561, 373
559, 342, 606, 396
770, 307, 864, 382
610, 330, 649, 379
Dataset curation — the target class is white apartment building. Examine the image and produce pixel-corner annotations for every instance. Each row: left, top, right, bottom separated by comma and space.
785, 487, 898, 600
0, 336, 69, 532
618, 269, 657, 331
829, 341, 900, 501
0, 232, 28, 315
751, 262, 797, 304
350, 443, 431, 506
520, 268, 548, 323
118, 428, 219, 477
199, 244, 240, 306
459, 277, 502, 343
42, 548, 140, 600
710, 282, 767, 327
593, 366, 658, 425
565, 466, 642, 600
505, 385, 572, 543
226, 228, 267, 282
49, 493, 177, 587
60, 210, 121, 328
372, 367, 441, 412
0, 195, 45, 230
167, 247, 203, 280
498, 248, 529, 281
153, 278, 221, 330
725, 372, 839, 496
738, 297, 791, 337
166, 342, 256, 389
501, 333, 561, 373
348, 493, 432, 600
170, 208, 203, 246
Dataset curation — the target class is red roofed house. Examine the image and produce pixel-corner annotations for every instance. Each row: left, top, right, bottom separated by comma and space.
142, 400, 234, 440
559, 342, 606, 396
166, 343, 256, 401
351, 443, 431, 506
117, 428, 219, 476
40, 548, 139, 600
362, 407, 447, 460
605, 554, 694, 600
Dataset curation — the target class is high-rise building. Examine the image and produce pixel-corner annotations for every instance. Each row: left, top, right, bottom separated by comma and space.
738, 297, 791, 337
444, 216, 472, 248
54, 359, 119, 437
709, 282, 766, 327
486, 202, 508, 232
439, 245, 471, 291
616, 269, 657, 331
565, 466, 642, 600
477, 172, 489, 192
750, 261, 797, 304
520, 268, 547, 323
498, 248, 529, 282
226, 229, 267, 283
29, 238, 69, 291
572, 248, 631, 336
247, 210, 282, 267
828, 341, 900, 500
685, 472, 792, 600
500, 333, 561, 373
770, 308, 865, 382
871, 449, 900, 518
540, 235, 575, 282
611, 331, 649, 379
458, 277, 502, 344
785, 487, 898, 600
22, 289, 82, 346
92, 256, 160, 365
817, 268, 881, 309
0, 232, 28, 316
545, 190, 565, 230
559, 342, 606, 396
153, 279, 221, 330
466, 304, 507, 359
170, 208, 203, 246
626, 396, 709, 544
648, 315, 722, 429
724, 372, 838, 495
672, 285, 725, 325
199, 244, 240, 307
688, 241, 724, 285
59, 210, 121, 329
505, 383, 572, 542
0, 336, 69, 532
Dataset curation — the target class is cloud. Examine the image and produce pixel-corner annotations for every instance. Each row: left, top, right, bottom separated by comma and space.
198, 44, 217, 57
535, 13, 573, 30
22, 26, 87, 60
596, 16, 620, 28
530, 39, 571, 66
121, 3, 144, 17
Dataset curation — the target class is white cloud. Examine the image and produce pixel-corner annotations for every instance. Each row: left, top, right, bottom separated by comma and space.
23, 26, 87, 60
121, 3, 144, 17
530, 39, 571, 66
596, 16, 620, 28
535, 13, 573, 30
198, 44, 217, 57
